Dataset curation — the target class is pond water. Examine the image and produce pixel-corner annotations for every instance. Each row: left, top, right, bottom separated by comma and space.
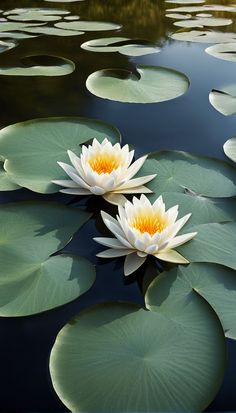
0, 0, 236, 411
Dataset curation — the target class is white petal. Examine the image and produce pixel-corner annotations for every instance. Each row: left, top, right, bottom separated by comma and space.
166, 232, 197, 249
154, 249, 189, 264
124, 253, 147, 276
101, 211, 125, 238
52, 179, 79, 188
112, 185, 152, 194
145, 244, 157, 254
59, 188, 91, 195
135, 239, 146, 251
137, 251, 147, 257
67, 150, 83, 174
97, 248, 134, 258
168, 213, 192, 239
102, 193, 127, 206
57, 162, 90, 189
90, 186, 105, 195
93, 237, 127, 249
115, 174, 156, 190
165, 204, 179, 224
125, 155, 148, 180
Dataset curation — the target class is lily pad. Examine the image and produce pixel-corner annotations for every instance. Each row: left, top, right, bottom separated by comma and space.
209, 86, 236, 116
0, 201, 94, 316
81, 37, 160, 57
0, 32, 37, 39
174, 17, 232, 28
206, 43, 236, 62
0, 117, 121, 193
166, 0, 204, 3
23, 26, 84, 36
50, 301, 225, 412
55, 20, 122, 31
170, 29, 236, 43
167, 4, 236, 12
166, 13, 192, 19
64, 15, 80, 20
0, 55, 75, 76
224, 138, 236, 163
151, 192, 236, 229
0, 39, 16, 53
139, 151, 236, 197
145, 262, 236, 339
0, 22, 45, 33
86, 65, 190, 104
177, 222, 236, 270
5, 7, 69, 22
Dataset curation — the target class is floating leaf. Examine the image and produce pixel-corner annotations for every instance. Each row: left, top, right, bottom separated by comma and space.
223, 138, 236, 163
145, 262, 236, 339
209, 86, 236, 116
50, 301, 225, 412
166, 13, 192, 19
81, 37, 160, 56
5, 7, 69, 21
0, 31, 37, 39
167, 4, 236, 12
22, 25, 84, 36
177, 222, 236, 270
55, 20, 122, 31
0, 117, 121, 193
150, 192, 236, 229
0, 162, 20, 191
166, 0, 204, 3
0, 39, 16, 53
206, 43, 236, 62
0, 55, 75, 76
0, 22, 45, 32
170, 29, 236, 43
139, 151, 236, 197
174, 17, 232, 28
86, 65, 190, 104
64, 15, 80, 20
0, 201, 94, 316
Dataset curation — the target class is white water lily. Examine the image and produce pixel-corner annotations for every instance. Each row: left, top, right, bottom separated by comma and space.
52, 138, 156, 205
94, 194, 197, 276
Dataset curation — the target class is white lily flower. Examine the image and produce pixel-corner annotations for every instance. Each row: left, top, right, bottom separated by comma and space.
94, 194, 197, 276
52, 138, 156, 206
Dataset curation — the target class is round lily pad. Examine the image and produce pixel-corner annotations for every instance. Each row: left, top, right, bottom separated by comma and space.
86, 65, 190, 104
224, 138, 236, 163
206, 43, 236, 62
166, 13, 192, 19
23, 26, 84, 36
0, 55, 75, 76
81, 37, 160, 56
0, 162, 20, 191
209, 85, 236, 116
0, 201, 94, 316
0, 117, 121, 193
0, 22, 45, 33
145, 262, 236, 339
55, 20, 121, 31
174, 17, 232, 28
6, 7, 69, 22
167, 4, 236, 12
139, 150, 236, 197
0, 39, 16, 53
0, 32, 37, 39
50, 301, 225, 412
170, 29, 236, 43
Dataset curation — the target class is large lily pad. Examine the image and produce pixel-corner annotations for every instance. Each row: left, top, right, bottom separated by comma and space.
152, 192, 236, 229
86, 65, 190, 104
0, 55, 75, 76
0, 201, 94, 316
50, 301, 225, 412
209, 86, 236, 116
0, 117, 121, 193
174, 17, 232, 28
224, 138, 236, 163
167, 4, 236, 12
145, 262, 236, 339
0, 31, 37, 39
23, 26, 84, 36
171, 29, 236, 43
5, 7, 69, 21
55, 20, 121, 31
206, 43, 236, 62
0, 162, 20, 191
81, 37, 160, 57
139, 151, 236, 197
0, 22, 45, 33
177, 222, 236, 270
0, 39, 16, 53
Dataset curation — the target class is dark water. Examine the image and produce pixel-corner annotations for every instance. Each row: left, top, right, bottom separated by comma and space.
0, 0, 236, 411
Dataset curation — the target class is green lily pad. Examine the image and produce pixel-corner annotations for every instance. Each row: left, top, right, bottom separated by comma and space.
171, 29, 236, 43
0, 39, 16, 53
139, 151, 236, 197
151, 192, 236, 229
177, 222, 236, 270
81, 37, 160, 56
209, 85, 236, 116
206, 43, 236, 62
167, 4, 236, 12
0, 22, 45, 33
23, 26, 84, 36
174, 17, 232, 28
86, 65, 190, 104
50, 301, 225, 412
145, 262, 236, 339
0, 31, 37, 39
0, 201, 94, 316
0, 117, 121, 193
64, 15, 80, 20
0, 162, 20, 190
224, 138, 236, 163
55, 20, 122, 31
0, 55, 75, 76
5, 7, 69, 21
166, 13, 192, 19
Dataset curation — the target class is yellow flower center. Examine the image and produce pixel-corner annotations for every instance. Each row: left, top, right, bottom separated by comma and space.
131, 214, 166, 236
89, 154, 120, 175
